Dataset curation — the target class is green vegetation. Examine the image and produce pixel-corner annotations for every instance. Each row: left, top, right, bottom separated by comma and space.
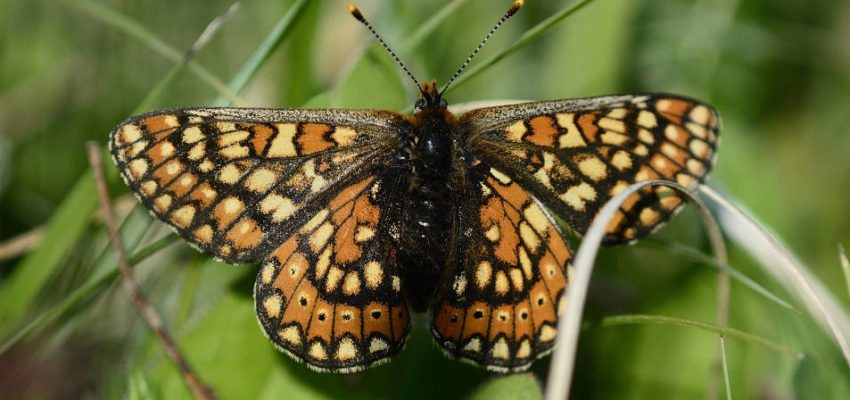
1, 0, 849, 398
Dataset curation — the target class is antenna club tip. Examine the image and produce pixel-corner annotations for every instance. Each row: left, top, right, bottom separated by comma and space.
348, 4, 365, 21
509, 0, 525, 15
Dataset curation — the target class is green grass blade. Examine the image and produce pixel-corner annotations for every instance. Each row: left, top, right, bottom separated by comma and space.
0, 172, 97, 329
136, 3, 242, 112
469, 374, 543, 400
643, 238, 801, 313
839, 244, 850, 301
57, 0, 243, 105
444, 0, 595, 95
212, 0, 311, 106
402, 0, 470, 52
0, 234, 179, 355
600, 314, 803, 358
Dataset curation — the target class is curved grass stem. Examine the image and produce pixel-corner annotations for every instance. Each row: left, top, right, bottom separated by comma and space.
544, 180, 727, 400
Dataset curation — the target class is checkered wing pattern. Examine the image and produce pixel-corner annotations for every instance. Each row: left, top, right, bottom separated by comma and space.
254, 172, 410, 372
462, 94, 720, 244
109, 107, 404, 263
431, 160, 572, 372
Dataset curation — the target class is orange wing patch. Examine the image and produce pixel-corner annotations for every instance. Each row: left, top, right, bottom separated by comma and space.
109, 108, 395, 263
431, 163, 572, 372
464, 94, 720, 244
254, 176, 409, 372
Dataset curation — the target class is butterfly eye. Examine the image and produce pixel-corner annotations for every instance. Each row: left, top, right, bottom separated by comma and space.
414, 99, 426, 112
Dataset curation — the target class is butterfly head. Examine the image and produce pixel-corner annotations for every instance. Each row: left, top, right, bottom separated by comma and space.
415, 80, 448, 112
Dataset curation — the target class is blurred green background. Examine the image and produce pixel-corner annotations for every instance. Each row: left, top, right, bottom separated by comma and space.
1, 0, 849, 398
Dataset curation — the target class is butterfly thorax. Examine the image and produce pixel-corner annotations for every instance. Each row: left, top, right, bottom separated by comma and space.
396, 83, 461, 312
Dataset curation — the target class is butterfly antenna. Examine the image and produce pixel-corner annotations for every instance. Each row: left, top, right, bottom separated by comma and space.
440, 0, 524, 96
348, 4, 422, 93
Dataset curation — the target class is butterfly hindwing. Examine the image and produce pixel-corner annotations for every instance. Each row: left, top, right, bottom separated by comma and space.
254, 171, 411, 372
431, 160, 572, 372
109, 107, 403, 262
463, 94, 719, 244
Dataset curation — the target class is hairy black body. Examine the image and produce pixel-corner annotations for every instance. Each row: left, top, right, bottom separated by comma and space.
396, 85, 459, 312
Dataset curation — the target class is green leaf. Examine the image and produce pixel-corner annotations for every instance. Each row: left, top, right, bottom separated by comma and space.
212, 0, 312, 106
469, 374, 543, 400
0, 172, 96, 329
331, 47, 407, 110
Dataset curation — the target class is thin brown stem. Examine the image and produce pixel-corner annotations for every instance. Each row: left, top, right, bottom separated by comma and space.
0, 227, 44, 263
86, 143, 216, 400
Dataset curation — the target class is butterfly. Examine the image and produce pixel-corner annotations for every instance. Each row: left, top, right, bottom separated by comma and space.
108, 1, 719, 373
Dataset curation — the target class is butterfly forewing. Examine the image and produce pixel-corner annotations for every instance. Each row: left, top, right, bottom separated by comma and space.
254, 171, 410, 372
462, 94, 719, 244
109, 107, 403, 263
431, 160, 572, 372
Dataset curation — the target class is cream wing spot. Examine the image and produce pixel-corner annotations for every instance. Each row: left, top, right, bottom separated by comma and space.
245, 168, 278, 193
523, 203, 549, 233
598, 117, 625, 132
476, 261, 492, 289
217, 130, 249, 146
309, 342, 328, 361
364, 261, 383, 289
315, 247, 332, 279
140, 181, 157, 196
219, 144, 249, 159
491, 338, 510, 360
556, 113, 586, 148
518, 247, 532, 279
539, 325, 557, 342
280, 326, 301, 345
218, 164, 241, 185
577, 156, 608, 181
485, 224, 501, 242
495, 271, 509, 295
463, 337, 482, 353
260, 194, 297, 222
267, 123, 297, 157
193, 225, 213, 243
355, 225, 375, 243
261, 262, 275, 284
198, 159, 215, 173
611, 151, 633, 170
509, 268, 524, 291
182, 126, 204, 144
517, 339, 532, 358
336, 338, 358, 361
119, 124, 142, 144
560, 182, 597, 211
187, 143, 205, 160
637, 110, 658, 128
171, 206, 195, 228
309, 222, 334, 253
326, 267, 343, 292
519, 222, 540, 252
153, 194, 172, 212
505, 120, 527, 142
690, 139, 711, 159
263, 294, 282, 318
128, 159, 148, 179
452, 273, 467, 296
490, 168, 512, 184
330, 126, 357, 146
690, 105, 711, 125
222, 197, 243, 215
369, 338, 389, 353
342, 273, 361, 295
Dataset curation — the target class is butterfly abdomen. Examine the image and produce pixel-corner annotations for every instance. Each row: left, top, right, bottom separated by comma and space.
397, 108, 459, 312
